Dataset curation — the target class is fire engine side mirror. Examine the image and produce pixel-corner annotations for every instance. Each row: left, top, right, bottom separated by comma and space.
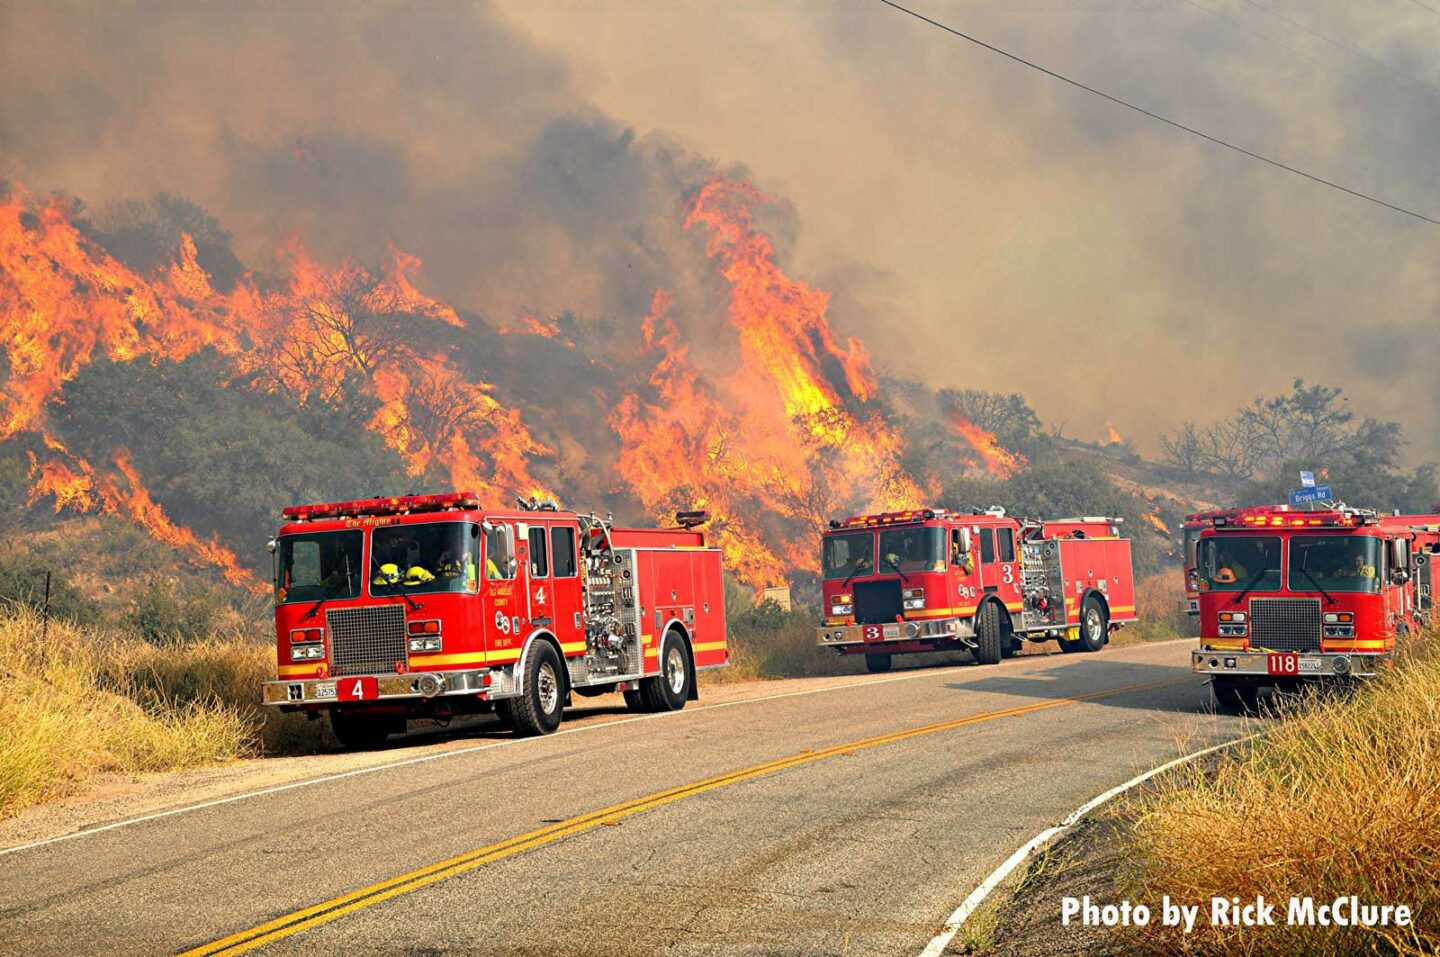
266, 538, 278, 554
1389, 539, 1411, 583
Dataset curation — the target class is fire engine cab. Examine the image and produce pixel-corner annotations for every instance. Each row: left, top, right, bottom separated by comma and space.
1191, 504, 1440, 713
817, 508, 1138, 671
261, 493, 727, 747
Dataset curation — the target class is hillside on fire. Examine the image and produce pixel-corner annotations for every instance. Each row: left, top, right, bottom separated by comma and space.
1, 178, 1436, 629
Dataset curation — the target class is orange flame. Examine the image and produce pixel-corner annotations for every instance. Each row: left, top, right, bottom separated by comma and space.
947, 413, 1025, 478
1143, 510, 1171, 535
27, 449, 265, 592
1105, 423, 1123, 445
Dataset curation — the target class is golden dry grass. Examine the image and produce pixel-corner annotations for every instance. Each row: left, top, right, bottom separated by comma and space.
0, 605, 321, 818
1124, 633, 1440, 956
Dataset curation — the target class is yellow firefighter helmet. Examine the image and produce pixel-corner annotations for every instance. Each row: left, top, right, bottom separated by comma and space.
372, 563, 402, 586
404, 565, 436, 586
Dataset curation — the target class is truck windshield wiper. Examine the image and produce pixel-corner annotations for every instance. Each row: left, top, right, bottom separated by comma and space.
1296, 565, 1338, 605
840, 560, 871, 590
880, 555, 911, 583
301, 581, 346, 620
1228, 567, 1272, 606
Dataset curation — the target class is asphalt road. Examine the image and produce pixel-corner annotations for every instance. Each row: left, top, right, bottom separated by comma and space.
0, 639, 1245, 956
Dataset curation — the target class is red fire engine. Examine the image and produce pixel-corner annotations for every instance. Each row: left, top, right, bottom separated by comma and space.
261, 493, 728, 747
1191, 504, 1440, 712
817, 507, 1138, 671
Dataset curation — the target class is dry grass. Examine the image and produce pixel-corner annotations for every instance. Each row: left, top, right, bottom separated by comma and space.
1111, 572, 1195, 647
1123, 633, 1440, 955
0, 605, 321, 818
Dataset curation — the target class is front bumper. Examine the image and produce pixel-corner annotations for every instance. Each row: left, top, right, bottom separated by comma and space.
1191, 649, 1385, 679
816, 616, 974, 648
262, 668, 496, 707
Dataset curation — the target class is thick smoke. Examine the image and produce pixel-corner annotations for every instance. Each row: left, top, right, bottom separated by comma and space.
3, 0, 1436, 459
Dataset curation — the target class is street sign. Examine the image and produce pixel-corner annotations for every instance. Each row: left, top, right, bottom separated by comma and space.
1299, 470, 1315, 488
1289, 485, 1332, 506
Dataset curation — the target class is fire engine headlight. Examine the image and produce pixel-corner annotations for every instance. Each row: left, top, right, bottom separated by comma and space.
290, 645, 325, 661
1323, 625, 1355, 638
1218, 624, 1248, 637
408, 636, 443, 653
1218, 612, 1246, 623
902, 588, 925, 610
1323, 612, 1355, 624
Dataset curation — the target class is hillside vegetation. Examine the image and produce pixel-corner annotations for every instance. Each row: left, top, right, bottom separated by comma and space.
1123, 632, 1440, 956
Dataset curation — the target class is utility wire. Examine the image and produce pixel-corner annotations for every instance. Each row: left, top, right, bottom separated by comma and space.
1238, 0, 1440, 95
875, 0, 1440, 227
1408, 0, 1440, 17
1177, 0, 1376, 91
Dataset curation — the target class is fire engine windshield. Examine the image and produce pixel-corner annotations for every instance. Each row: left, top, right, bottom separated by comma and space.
370, 522, 478, 596
879, 526, 947, 574
276, 531, 363, 605
823, 532, 874, 580
1288, 535, 1382, 595
1198, 535, 1281, 592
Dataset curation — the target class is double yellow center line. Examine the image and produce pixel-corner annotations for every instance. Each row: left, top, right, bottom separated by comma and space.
180, 677, 1181, 956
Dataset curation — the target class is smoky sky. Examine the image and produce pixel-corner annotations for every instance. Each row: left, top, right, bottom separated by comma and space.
3, 0, 1437, 461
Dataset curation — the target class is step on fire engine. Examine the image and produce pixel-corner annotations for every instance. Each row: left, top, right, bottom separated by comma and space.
1190, 504, 1440, 713
817, 507, 1138, 671
262, 493, 728, 748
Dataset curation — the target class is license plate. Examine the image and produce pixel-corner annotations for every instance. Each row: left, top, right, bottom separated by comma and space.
336, 677, 379, 701
313, 682, 337, 700
882, 624, 901, 638
1267, 653, 1300, 676
1298, 657, 1323, 673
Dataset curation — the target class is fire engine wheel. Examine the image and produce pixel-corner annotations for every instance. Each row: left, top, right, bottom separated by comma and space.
974, 602, 1003, 666
639, 633, 692, 713
1079, 597, 1108, 652
1212, 678, 1260, 715
329, 710, 402, 750
509, 642, 565, 737
864, 652, 892, 673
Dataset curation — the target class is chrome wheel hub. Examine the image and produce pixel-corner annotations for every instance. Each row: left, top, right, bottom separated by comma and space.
537, 663, 559, 714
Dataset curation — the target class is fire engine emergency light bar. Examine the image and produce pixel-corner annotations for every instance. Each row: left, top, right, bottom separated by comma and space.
282, 492, 484, 521
833, 509, 944, 529
1213, 510, 1377, 528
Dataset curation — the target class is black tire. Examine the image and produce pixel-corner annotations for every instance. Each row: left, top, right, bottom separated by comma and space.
1078, 596, 1108, 652
1212, 679, 1260, 715
864, 652, 893, 673
1058, 635, 1084, 653
509, 641, 565, 736
974, 602, 1003, 665
622, 688, 647, 713
329, 710, 401, 750
640, 632, 692, 712
1001, 634, 1019, 660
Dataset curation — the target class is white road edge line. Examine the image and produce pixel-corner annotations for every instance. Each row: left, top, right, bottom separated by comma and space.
0, 638, 1192, 859
917, 732, 1259, 957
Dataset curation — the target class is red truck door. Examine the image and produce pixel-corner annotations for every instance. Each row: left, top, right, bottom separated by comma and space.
541, 521, 584, 651
481, 521, 523, 661
977, 525, 1020, 606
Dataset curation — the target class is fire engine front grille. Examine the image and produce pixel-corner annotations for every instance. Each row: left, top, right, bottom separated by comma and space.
1249, 598, 1321, 653
854, 580, 903, 625
327, 605, 407, 677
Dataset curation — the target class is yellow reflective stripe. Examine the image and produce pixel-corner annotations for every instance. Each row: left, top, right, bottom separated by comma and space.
276, 664, 317, 678
1110, 605, 1136, 614
692, 641, 727, 652
560, 641, 586, 655
414, 651, 488, 667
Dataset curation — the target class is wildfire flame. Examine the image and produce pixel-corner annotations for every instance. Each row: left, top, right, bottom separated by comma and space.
1105, 423, 1123, 445
4, 175, 959, 590
948, 413, 1025, 478
1143, 510, 1171, 535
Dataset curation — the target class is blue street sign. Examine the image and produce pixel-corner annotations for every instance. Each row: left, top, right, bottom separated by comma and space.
1299, 470, 1315, 488
1289, 485, 1332, 506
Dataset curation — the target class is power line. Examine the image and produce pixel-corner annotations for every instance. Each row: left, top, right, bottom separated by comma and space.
874, 0, 1440, 227
1238, 0, 1440, 96
1404, 0, 1440, 20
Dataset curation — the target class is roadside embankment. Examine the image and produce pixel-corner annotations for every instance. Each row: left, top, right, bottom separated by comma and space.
977, 630, 1438, 956
0, 606, 319, 818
